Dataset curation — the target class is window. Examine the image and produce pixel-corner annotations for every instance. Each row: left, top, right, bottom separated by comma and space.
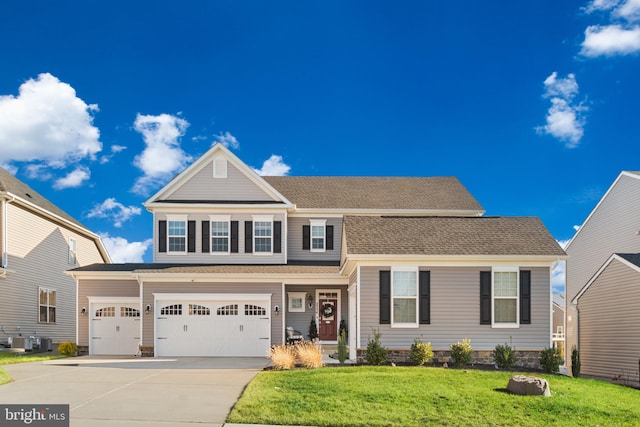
210, 217, 230, 253
288, 292, 306, 313
253, 217, 273, 254
68, 238, 77, 264
167, 217, 187, 253
39, 287, 56, 323
160, 304, 182, 316
121, 307, 140, 317
493, 270, 518, 326
392, 269, 418, 326
310, 220, 326, 252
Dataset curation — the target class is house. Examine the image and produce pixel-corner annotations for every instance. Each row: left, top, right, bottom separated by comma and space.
67, 143, 565, 364
566, 171, 640, 384
0, 167, 110, 347
552, 294, 564, 351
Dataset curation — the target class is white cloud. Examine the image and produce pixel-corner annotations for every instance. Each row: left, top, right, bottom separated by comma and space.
131, 113, 191, 195
537, 72, 588, 148
100, 233, 151, 263
252, 154, 291, 176
87, 197, 142, 227
53, 166, 91, 190
100, 144, 128, 164
214, 131, 239, 149
0, 73, 102, 168
581, 24, 640, 56
615, 0, 640, 20
584, 0, 622, 13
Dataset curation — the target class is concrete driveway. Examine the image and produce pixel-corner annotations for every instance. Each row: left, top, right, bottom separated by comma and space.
0, 356, 270, 426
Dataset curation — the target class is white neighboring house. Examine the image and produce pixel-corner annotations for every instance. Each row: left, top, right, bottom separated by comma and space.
566, 171, 640, 384
0, 167, 110, 347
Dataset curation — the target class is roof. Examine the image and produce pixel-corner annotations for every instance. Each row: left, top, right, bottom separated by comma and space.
617, 253, 640, 268
343, 216, 567, 256
0, 166, 86, 229
263, 176, 484, 212
69, 262, 341, 275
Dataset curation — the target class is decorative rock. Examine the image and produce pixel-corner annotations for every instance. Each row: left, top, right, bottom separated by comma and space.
507, 375, 551, 397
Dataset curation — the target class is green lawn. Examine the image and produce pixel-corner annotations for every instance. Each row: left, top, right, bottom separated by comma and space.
0, 352, 66, 385
227, 366, 640, 427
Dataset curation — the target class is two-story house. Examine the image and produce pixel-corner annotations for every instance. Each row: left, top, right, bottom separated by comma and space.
68, 143, 565, 363
0, 167, 110, 347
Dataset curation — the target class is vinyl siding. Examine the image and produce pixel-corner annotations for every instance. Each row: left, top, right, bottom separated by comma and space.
154, 211, 287, 264
284, 285, 348, 339
287, 217, 342, 262
566, 173, 640, 365
2, 203, 105, 344
165, 160, 277, 202
577, 259, 640, 387
77, 279, 140, 346
142, 282, 283, 347
359, 266, 550, 350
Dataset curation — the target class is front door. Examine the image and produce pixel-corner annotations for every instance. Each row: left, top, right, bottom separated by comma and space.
318, 294, 338, 341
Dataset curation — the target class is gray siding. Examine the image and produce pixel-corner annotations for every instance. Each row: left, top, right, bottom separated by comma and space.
154, 211, 287, 264
578, 259, 640, 387
287, 217, 343, 262
284, 285, 348, 339
1, 203, 105, 344
359, 266, 551, 351
77, 279, 140, 346
566, 173, 640, 365
166, 160, 277, 202
142, 282, 283, 347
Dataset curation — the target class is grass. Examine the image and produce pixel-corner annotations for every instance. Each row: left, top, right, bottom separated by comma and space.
0, 352, 67, 385
227, 366, 640, 426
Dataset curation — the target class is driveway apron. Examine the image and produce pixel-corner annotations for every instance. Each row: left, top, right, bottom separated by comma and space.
0, 356, 269, 426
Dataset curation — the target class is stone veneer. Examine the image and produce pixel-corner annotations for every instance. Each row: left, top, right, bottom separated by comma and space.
357, 349, 542, 370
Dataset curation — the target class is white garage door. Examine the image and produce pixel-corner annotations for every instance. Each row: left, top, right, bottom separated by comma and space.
90, 302, 140, 355
155, 294, 271, 357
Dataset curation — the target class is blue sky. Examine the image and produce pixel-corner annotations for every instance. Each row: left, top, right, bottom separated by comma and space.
1, 1, 639, 292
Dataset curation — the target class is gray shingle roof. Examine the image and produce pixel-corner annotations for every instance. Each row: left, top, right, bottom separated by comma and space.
617, 253, 640, 268
0, 166, 85, 228
264, 176, 483, 211
343, 216, 566, 256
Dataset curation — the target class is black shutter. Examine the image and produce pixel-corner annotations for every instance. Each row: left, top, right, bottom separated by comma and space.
520, 270, 531, 324
302, 225, 310, 250
187, 221, 196, 252
158, 220, 167, 253
480, 271, 492, 325
274, 221, 282, 253
231, 221, 239, 253
419, 271, 431, 325
380, 270, 391, 324
326, 225, 334, 250
245, 221, 253, 253
201, 221, 210, 253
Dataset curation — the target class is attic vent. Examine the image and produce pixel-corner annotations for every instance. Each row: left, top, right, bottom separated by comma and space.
213, 158, 227, 179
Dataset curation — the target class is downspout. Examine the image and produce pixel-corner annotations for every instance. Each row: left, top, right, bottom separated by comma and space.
135, 274, 144, 356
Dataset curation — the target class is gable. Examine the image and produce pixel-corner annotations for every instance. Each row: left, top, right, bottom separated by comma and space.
572, 253, 640, 303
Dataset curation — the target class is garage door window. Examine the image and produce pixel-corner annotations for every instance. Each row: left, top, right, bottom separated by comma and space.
189, 304, 211, 315
121, 307, 140, 317
161, 304, 183, 315
217, 304, 238, 316
96, 306, 115, 317
245, 304, 266, 316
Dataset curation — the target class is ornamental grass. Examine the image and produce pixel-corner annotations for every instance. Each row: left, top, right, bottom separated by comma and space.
295, 341, 324, 368
269, 345, 296, 370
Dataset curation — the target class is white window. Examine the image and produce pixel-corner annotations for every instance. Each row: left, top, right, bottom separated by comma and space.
493, 269, 518, 327
253, 216, 273, 254
167, 216, 187, 253
288, 292, 307, 313
39, 287, 56, 323
310, 219, 326, 252
210, 216, 230, 254
392, 268, 418, 327
68, 237, 77, 265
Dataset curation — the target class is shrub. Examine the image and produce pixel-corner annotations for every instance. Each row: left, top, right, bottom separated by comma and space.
410, 338, 434, 366
450, 338, 472, 367
571, 345, 581, 378
308, 317, 318, 340
539, 347, 562, 374
57, 341, 77, 356
492, 342, 517, 369
364, 329, 388, 365
337, 330, 348, 364
295, 341, 324, 368
269, 345, 296, 370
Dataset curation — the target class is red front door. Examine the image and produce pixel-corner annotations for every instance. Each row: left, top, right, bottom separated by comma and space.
318, 298, 337, 340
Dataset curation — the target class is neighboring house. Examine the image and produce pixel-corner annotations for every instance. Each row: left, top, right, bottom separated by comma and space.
552, 294, 564, 351
0, 167, 110, 347
566, 171, 640, 385
67, 143, 565, 364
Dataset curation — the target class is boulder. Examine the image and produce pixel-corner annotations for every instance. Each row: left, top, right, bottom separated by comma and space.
507, 375, 551, 396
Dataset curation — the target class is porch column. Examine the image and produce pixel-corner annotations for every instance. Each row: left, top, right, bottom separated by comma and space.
348, 281, 358, 361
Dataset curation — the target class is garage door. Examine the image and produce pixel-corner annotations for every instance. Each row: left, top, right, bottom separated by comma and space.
155, 295, 271, 357
90, 302, 140, 355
